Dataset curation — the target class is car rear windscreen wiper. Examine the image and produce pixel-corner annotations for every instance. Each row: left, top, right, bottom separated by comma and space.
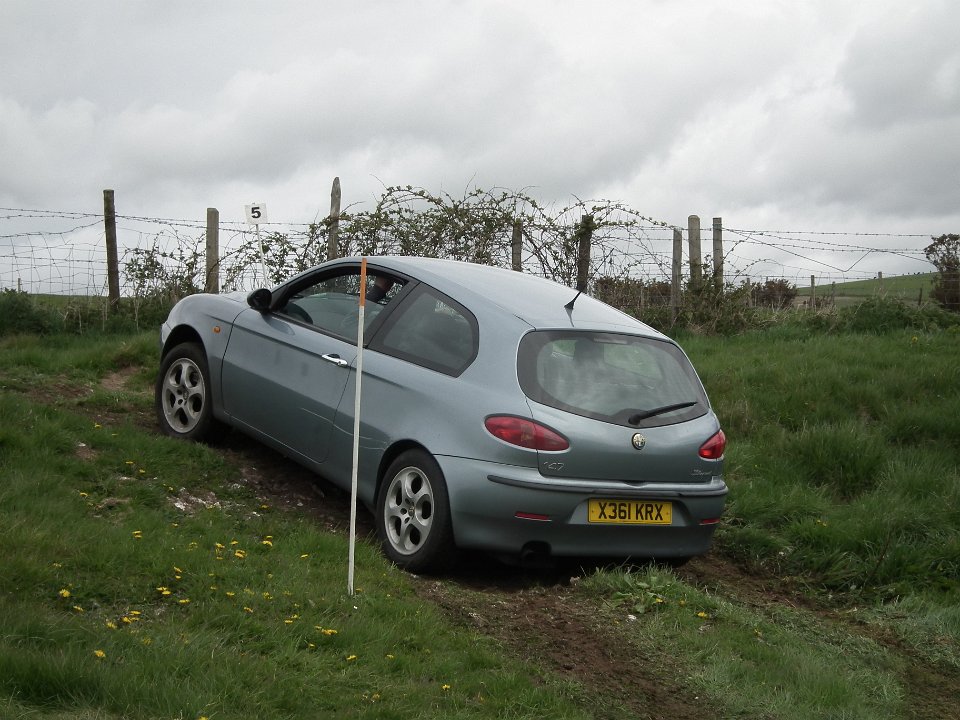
628, 401, 698, 425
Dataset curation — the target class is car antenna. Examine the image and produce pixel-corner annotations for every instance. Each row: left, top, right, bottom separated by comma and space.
564, 290, 582, 311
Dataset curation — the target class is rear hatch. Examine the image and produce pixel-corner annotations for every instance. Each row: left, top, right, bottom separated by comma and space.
517, 330, 720, 484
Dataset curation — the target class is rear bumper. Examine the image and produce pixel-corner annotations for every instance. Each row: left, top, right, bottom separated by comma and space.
437, 455, 728, 559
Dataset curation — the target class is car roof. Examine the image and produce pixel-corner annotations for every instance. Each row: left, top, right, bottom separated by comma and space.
350, 255, 667, 338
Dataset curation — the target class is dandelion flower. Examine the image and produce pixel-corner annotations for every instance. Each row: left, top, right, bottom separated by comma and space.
132, 530, 143, 539
261, 540, 273, 547
386, 654, 395, 660
234, 549, 246, 559
322, 629, 338, 636
300, 554, 309, 559
243, 607, 253, 613
58, 589, 71, 598
72, 605, 84, 613
178, 598, 190, 605
106, 621, 118, 630
346, 655, 357, 662
94, 649, 106, 659
442, 684, 451, 691
225, 591, 235, 598
696, 611, 710, 619
78, 491, 88, 498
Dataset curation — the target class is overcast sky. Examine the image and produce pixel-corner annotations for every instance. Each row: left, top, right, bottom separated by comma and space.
2, 0, 959, 284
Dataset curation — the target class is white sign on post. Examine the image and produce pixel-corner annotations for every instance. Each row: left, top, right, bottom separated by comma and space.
244, 203, 269, 286
245, 203, 267, 224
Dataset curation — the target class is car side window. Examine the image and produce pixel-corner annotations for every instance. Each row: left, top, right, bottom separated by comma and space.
374, 286, 478, 376
277, 270, 404, 338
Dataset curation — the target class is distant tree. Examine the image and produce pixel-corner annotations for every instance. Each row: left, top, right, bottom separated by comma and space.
751, 279, 797, 310
925, 233, 960, 312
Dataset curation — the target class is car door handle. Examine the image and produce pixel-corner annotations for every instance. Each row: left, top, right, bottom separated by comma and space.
321, 353, 349, 367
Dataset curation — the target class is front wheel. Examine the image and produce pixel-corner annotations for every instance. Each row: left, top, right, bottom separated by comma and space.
156, 342, 215, 441
376, 450, 457, 573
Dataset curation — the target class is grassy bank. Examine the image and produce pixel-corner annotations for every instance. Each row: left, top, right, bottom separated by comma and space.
1, 314, 958, 718
0, 334, 589, 719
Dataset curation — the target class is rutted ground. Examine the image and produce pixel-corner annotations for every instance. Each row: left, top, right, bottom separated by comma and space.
30, 370, 960, 718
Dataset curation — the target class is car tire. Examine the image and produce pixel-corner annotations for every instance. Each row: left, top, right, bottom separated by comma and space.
376, 450, 457, 573
156, 342, 216, 441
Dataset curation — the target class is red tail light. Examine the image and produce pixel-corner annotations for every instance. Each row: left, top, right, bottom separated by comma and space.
484, 416, 569, 451
699, 429, 726, 460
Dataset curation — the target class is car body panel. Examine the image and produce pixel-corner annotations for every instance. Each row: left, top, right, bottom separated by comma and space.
220, 308, 355, 464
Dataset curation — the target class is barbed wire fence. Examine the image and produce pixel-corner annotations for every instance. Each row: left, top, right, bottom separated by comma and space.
0, 188, 939, 306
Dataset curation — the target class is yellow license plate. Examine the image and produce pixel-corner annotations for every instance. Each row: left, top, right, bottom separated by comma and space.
588, 499, 672, 525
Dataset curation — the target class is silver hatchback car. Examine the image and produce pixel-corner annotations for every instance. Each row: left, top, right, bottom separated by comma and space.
157, 256, 727, 572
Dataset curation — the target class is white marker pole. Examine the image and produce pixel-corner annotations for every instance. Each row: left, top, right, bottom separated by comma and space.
347, 257, 367, 596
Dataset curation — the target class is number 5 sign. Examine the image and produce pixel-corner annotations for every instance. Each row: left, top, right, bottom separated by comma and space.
244, 203, 268, 224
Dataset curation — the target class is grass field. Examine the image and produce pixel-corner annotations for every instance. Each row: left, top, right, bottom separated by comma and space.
1, 311, 958, 719
795, 272, 936, 306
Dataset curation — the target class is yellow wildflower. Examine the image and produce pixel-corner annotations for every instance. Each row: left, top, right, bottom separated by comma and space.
346, 655, 357, 662
94, 649, 106, 659
58, 589, 71, 598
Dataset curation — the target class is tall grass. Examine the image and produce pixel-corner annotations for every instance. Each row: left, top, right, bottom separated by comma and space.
685, 328, 960, 599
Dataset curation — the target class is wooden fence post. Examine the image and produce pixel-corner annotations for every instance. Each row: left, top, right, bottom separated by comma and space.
327, 177, 341, 261
574, 214, 595, 292
103, 189, 120, 311
205, 207, 220, 293
671, 227, 682, 317
511, 219, 522, 271
688, 215, 702, 290
810, 275, 816, 310
712, 217, 723, 288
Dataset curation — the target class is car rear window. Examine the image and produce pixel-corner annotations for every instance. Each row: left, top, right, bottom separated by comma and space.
517, 331, 709, 427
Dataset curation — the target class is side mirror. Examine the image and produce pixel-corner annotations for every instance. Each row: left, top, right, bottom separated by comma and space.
247, 288, 273, 312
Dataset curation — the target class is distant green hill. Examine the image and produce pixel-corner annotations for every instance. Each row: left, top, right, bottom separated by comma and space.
796, 272, 936, 305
